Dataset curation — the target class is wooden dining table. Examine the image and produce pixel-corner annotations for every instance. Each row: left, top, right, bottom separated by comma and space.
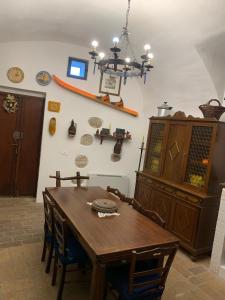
45, 186, 179, 300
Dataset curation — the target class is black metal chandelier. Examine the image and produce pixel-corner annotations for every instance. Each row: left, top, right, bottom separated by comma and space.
88, 0, 154, 85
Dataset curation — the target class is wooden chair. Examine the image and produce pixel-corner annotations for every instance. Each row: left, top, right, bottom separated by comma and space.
106, 245, 178, 300
50, 171, 89, 187
107, 186, 133, 205
52, 207, 89, 300
132, 199, 166, 228
41, 191, 55, 274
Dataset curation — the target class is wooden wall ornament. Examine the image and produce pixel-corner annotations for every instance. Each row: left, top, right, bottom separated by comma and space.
88, 117, 103, 128
75, 155, 88, 168
7, 67, 24, 83
2, 94, 19, 113
52, 75, 138, 117
49, 117, 56, 135
80, 134, 93, 146
68, 120, 77, 137
48, 101, 61, 112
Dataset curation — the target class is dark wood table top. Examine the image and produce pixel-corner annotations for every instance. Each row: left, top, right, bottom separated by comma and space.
45, 186, 179, 261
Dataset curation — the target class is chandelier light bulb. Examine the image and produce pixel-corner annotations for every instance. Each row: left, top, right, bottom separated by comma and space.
91, 40, 99, 49
147, 52, 154, 59
113, 37, 119, 46
144, 44, 151, 52
99, 52, 105, 59
125, 57, 131, 63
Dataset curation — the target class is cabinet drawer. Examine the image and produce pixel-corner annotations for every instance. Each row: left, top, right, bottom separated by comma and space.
171, 201, 199, 245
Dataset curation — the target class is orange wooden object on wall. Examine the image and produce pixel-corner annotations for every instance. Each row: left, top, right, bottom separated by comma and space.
49, 117, 56, 135
52, 75, 138, 117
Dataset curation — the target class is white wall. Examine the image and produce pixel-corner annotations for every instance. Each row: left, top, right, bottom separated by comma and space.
0, 41, 146, 201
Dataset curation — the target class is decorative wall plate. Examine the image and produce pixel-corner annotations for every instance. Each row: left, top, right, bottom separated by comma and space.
7, 67, 24, 83
36, 71, 52, 86
80, 134, 93, 146
75, 155, 88, 168
2, 94, 18, 113
88, 117, 103, 128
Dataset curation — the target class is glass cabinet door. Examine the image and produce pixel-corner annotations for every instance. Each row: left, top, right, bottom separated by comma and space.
184, 126, 213, 189
145, 123, 165, 175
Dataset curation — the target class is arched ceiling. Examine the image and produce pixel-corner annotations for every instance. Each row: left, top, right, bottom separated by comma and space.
1, 0, 224, 49
1, 0, 225, 109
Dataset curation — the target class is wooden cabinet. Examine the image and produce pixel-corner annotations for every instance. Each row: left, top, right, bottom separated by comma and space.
135, 112, 225, 259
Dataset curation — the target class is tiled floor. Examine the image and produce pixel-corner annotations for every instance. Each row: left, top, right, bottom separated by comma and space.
0, 198, 225, 300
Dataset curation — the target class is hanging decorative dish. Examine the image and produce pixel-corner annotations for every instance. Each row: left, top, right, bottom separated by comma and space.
36, 71, 52, 86
7, 67, 24, 83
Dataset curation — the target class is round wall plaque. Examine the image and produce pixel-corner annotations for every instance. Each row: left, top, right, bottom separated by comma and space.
36, 71, 52, 86
88, 117, 103, 128
7, 67, 24, 83
80, 134, 93, 146
75, 155, 88, 168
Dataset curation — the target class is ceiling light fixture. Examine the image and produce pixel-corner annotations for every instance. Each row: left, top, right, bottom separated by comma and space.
88, 0, 154, 85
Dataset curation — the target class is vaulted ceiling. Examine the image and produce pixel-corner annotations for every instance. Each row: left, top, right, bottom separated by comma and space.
1, 0, 225, 109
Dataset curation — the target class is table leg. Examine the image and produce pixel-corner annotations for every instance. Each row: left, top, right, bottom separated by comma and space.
90, 261, 106, 300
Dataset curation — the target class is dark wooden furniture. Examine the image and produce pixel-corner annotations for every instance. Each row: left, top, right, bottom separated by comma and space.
49, 171, 89, 187
0, 91, 45, 196
41, 191, 55, 274
52, 207, 89, 300
45, 186, 179, 300
135, 112, 225, 259
107, 186, 133, 204
132, 199, 166, 228
106, 245, 178, 300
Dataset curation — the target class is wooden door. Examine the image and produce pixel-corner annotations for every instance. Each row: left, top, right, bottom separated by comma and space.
0, 91, 45, 197
163, 124, 190, 183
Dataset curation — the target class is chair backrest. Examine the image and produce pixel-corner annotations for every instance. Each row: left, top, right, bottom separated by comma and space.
128, 245, 178, 296
50, 171, 89, 187
132, 199, 166, 228
107, 186, 132, 204
53, 207, 68, 256
141, 208, 166, 228
42, 191, 54, 234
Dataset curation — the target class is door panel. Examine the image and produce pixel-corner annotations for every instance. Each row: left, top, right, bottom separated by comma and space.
0, 93, 19, 195
0, 91, 44, 197
16, 96, 44, 196
163, 124, 189, 183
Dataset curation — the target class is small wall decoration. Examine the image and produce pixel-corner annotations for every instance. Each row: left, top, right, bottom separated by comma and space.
52, 75, 138, 117
67, 57, 89, 80
48, 101, 61, 112
36, 71, 52, 86
80, 134, 93, 146
68, 120, 77, 137
99, 73, 122, 96
7, 67, 24, 83
75, 155, 88, 168
111, 153, 121, 162
2, 94, 18, 113
88, 117, 103, 128
49, 117, 56, 135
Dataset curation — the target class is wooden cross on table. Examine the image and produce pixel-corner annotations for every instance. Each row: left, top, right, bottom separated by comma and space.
49, 171, 89, 188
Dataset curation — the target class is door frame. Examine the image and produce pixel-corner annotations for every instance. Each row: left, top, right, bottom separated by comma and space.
0, 85, 46, 197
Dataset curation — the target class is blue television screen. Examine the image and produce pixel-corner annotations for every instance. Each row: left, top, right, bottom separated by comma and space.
67, 57, 88, 80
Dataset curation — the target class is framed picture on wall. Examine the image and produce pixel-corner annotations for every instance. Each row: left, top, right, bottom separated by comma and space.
99, 72, 122, 96
67, 57, 89, 80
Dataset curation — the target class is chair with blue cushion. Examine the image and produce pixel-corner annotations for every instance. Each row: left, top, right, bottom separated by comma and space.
52, 207, 89, 300
41, 191, 55, 274
106, 245, 178, 300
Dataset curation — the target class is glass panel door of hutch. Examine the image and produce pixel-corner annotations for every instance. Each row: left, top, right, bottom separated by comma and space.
184, 126, 213, 189
144, 123, 165, 175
